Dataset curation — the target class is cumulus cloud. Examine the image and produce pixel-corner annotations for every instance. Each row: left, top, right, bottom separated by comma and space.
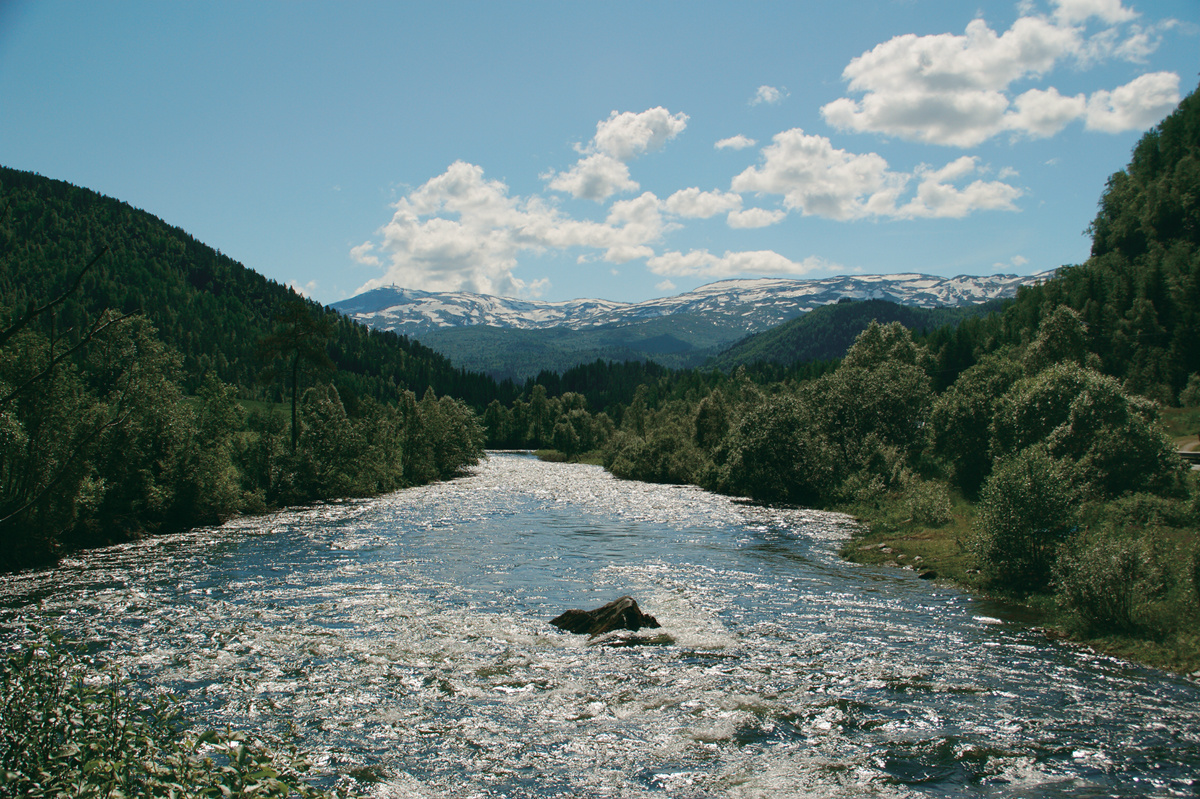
543, 107, 688, 201
821, 2, 1179, 146
750, 85, 787, 106
1084, 71, 1181, 131
895, 157, 1023, 218
289, 279, 319, 298
592, 107, 689, 159
731, 129, 1021, 220
349, 241, 381, 266
732, 129, 898, 221
647, 249, 832, 279
545, 154, 638, 202
726, 207, 787, 228
1053, 0, 1137, 25
715, 134, 758, 150
354, 161, 672, 297
664, 187, 743, 218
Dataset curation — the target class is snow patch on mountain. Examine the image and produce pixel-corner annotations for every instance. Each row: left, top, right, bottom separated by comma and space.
332, 272, 1054, 337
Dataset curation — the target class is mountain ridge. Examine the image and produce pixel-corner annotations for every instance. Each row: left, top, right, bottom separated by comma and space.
333, 271, 1055, 337
332, 272, 1053, 380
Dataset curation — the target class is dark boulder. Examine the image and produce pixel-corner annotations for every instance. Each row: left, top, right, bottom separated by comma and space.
550, 596, 661, 636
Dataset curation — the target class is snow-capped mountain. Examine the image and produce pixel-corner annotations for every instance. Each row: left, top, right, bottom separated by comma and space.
332, 271, 1054, 337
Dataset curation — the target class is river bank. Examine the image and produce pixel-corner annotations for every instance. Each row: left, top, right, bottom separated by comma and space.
839, 493, 1200, 678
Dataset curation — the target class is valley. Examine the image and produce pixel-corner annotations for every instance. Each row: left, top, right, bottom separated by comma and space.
334, 272, 1050, 379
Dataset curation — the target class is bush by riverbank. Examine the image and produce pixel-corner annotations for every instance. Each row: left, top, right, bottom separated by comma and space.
0, 628, 351, 798
839, 482, 1200, 677
0, 310, 484, 573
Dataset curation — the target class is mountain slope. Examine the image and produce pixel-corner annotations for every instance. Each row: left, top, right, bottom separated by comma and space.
0, 166, 506, 407
710, 298, 1008, 372
940, 81, 1200, 401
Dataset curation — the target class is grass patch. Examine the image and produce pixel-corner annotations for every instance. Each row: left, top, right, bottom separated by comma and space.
838, 490, 985, 591
1161, 404, 1200, 449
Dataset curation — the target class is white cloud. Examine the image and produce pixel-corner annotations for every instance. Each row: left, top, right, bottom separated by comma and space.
895, 157, 1023, 218
289, 279, 319, 298
820, 7, 1178, 146
750, 85, 786, 106
647, 248, 832, 279
1053, 0, 1137, 25
994, 254, 1030, 270
732, 129, 898, 221
1085, 71, 1181, 132
715, 134, 757, 150
356, 161, 671, 297
544, 153, 638, 202
544, 107, 688, 201
731, 129, 1021, 221
591, 107, 689, 160
726, 207, 787, 228
664, 187, 743, 218
655, 279, 677, 292
349, 241, 381, 266
1006, 87, 1088, 137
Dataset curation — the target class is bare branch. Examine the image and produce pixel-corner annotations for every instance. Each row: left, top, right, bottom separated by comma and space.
0, 246, 108, 350
0, 310, 138, 405
0, 407, 132, 528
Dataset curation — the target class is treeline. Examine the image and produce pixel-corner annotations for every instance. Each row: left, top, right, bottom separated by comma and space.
0, 282, 483, 572
709, 297, 1007, 374
0, 165, 513, 409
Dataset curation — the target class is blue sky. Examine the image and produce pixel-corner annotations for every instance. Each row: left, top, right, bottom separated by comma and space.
2, 1, 1197, 305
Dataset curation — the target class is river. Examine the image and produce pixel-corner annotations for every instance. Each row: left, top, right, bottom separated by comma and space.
1, 452, 1198, 797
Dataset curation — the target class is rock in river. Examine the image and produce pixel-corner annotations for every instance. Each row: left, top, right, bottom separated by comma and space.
550, 596, 661, 636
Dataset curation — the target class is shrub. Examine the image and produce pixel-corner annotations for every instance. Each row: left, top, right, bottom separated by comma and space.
1054, 532, 1163, 635
973, 446, 1079, 592
903, 475, 954, 527
711, 395, 836, 505
990, 363, 1180, 500
928, 353, 1022, 496
1181, 373, 1200, 407
0, 629, 342, 798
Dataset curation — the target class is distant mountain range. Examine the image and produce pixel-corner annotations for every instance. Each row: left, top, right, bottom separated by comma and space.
333, 272, 1052, 336
332, 272, 1054, 380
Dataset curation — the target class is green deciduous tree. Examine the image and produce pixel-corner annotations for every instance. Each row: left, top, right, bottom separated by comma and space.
990, 362, 1180, 500
710, 395, 836, 506
973, 445, 1080, 592
929, 352, 1023, 496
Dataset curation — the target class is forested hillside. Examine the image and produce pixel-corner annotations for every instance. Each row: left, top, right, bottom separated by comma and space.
414, 314, 733, 381
709, 298, 1006, 373
0, 166, 508, 408
0, 167, 491, 570
922, 93, 1200, 403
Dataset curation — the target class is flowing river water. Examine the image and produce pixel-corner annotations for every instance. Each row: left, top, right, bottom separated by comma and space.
1, 452, 1198, 797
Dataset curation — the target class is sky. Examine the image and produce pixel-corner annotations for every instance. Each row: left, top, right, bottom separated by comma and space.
1, 1, 1197, 306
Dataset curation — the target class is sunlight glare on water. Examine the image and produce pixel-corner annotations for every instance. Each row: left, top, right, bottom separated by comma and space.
1, 453, 1198, 797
